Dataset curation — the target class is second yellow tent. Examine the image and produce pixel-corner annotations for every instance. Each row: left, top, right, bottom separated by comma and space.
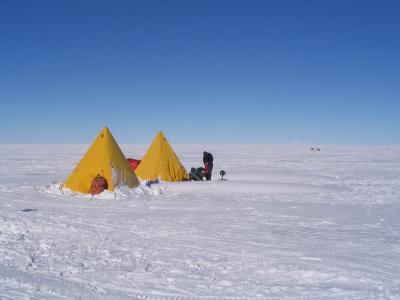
135, 131, 189, 182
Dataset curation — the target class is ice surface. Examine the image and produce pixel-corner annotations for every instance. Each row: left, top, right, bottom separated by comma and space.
1, 144, 400, 299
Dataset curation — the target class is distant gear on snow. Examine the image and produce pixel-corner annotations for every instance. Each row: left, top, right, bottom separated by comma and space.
220, 170, 226, 180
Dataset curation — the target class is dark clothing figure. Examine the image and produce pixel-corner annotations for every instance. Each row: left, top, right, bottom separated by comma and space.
189, 167, 206, 181
203, 151, 214, 181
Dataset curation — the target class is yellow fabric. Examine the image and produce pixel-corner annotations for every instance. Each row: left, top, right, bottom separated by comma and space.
135, 131, 189, 182
64, 127, 139, 193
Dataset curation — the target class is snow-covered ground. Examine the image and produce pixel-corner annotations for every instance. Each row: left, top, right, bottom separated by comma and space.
1, 144, 400, 299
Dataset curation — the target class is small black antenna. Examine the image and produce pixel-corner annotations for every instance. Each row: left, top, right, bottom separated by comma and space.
220, 170, 226, 180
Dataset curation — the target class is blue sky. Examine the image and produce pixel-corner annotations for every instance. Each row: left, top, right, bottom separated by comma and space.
1, 0, 399, 144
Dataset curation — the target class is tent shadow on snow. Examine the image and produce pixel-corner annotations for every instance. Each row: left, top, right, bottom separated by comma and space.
160, 180, 345, 195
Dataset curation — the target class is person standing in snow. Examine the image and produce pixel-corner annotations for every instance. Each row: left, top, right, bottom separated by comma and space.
203, 151, 214, 181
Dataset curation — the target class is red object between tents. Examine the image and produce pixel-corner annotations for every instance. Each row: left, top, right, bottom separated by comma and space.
127, 158, 141, 171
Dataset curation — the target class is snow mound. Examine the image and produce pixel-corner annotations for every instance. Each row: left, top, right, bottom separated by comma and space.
35, 182, 166, 199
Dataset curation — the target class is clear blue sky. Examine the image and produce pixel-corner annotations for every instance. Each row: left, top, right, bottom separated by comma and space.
1, 0, 399, 144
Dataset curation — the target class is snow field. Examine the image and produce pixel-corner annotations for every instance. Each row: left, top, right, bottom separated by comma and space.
0, 144, 400, 299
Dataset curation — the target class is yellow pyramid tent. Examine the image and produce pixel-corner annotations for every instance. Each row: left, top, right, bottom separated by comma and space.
64, 127, 139, 193
135, 131, 189, 182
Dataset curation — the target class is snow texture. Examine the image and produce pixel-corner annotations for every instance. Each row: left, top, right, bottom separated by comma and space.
1, 144, 400, 299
